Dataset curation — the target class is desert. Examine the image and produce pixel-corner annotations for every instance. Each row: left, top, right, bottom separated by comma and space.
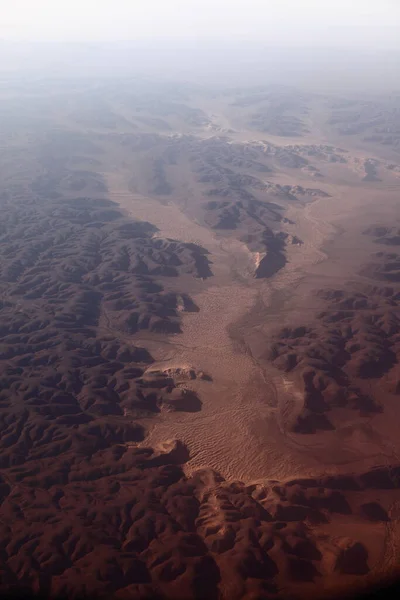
1, 47, 400, 600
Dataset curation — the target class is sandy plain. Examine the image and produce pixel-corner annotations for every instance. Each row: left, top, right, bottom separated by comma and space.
108, 118, 400, 484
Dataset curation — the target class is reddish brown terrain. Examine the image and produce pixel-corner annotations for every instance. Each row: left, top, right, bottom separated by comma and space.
2, 67, 400, 600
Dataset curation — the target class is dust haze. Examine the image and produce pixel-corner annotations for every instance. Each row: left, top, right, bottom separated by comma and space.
1, 2, 400, 599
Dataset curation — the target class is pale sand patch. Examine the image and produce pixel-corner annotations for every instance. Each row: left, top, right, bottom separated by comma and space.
106, 171, 220, 249
106, 171, 293, 481
106, 168, 387, 483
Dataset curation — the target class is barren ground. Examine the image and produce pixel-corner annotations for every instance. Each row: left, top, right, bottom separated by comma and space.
2, 74, 400, 599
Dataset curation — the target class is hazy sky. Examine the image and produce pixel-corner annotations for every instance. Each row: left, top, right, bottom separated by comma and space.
0, 0, 399, 48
